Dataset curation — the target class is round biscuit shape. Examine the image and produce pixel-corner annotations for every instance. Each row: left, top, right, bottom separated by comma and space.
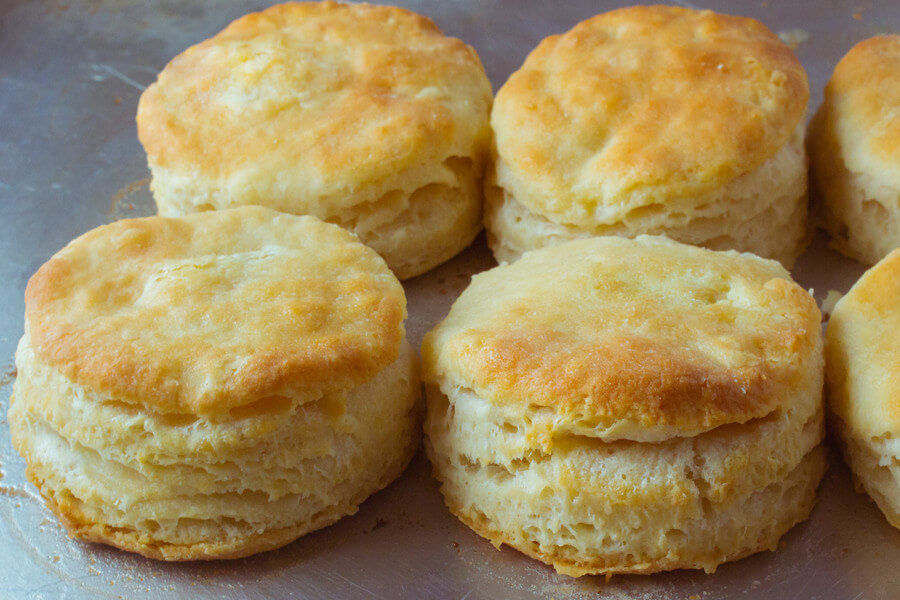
422, 235, 825, 575
137, 1, 493, 279
809, 35, 900, 265
10, 206, 421, 559
487, 5, 809, 265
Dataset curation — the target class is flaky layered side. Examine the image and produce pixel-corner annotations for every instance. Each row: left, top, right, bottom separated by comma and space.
324, 156, 483, 280
422, 236, 826, 576
825, 249, 900, 528
11, 332, 421, 560
809, 36, 900, 265
486, 5, 809, 266
425, 364, 823, 576
486, 124, 807, 266
139, 2, 493, 279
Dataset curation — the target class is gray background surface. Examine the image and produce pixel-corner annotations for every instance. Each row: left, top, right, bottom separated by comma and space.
1, 1, 899, 598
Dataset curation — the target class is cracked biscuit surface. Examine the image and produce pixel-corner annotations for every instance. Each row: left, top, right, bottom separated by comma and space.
422, 235, 825, 576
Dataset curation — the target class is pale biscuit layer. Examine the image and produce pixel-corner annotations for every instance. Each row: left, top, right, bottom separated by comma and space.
426, 387, 824, 576
11, 335, 420, 560
487, 124, 807, 266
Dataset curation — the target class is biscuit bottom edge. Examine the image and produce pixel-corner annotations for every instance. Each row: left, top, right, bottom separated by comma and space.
25, 430, 421, 561
432, 445, 825, 577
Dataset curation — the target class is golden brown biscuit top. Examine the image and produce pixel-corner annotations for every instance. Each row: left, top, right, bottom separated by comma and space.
826, 249, 900, 437
423, 236, 821, 441
491, 5, 808, 228
25, 207, 406, 416
823, 35, 900, 184
137, 1, 492, 212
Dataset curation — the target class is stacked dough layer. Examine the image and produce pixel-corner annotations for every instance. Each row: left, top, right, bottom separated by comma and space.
9, 206, 421, 559
137, 2, 493, 279
423, 236, 825, 576
486, 6, 810, 267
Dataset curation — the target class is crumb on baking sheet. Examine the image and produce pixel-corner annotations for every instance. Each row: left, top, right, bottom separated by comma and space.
777, 28, 809, 50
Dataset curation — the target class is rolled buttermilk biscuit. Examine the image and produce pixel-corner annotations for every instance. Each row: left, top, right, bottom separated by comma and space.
137, 2, 493, 280
9, 206, 421, 560
486, 6, 810, 267
422, 236, 825, 577
809, 35, 900, 265
826, 249, 900, 528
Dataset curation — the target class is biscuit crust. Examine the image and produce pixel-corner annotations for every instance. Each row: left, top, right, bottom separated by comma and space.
423, 236, 821, 442
490, 5, 808, 229
816, 36, 900, 182
826, 249, 900, 437
24, 206, 406, 415
139, 2, 489, 199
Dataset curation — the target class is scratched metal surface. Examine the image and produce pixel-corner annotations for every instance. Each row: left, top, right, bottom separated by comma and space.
1, 1, 899, 598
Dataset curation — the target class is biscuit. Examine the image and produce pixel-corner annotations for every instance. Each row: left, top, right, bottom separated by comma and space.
825, 249, 900, 528
137, 2, 493, 279
486, 6, 809, 266
422, 235, 825, 576
809, 35, 900, 265
8, 206, 421, 560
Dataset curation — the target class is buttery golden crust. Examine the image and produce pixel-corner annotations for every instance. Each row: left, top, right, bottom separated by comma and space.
137, 2, 492, 278
24, 206, 405, 416
138, 1, 489, 195
491, 5, 808, 229
826, 249, 900, 439
423, 236, 821, 441
819, 36, 900, 183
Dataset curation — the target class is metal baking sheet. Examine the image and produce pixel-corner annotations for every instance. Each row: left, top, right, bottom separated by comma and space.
1, 1, 899, 598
